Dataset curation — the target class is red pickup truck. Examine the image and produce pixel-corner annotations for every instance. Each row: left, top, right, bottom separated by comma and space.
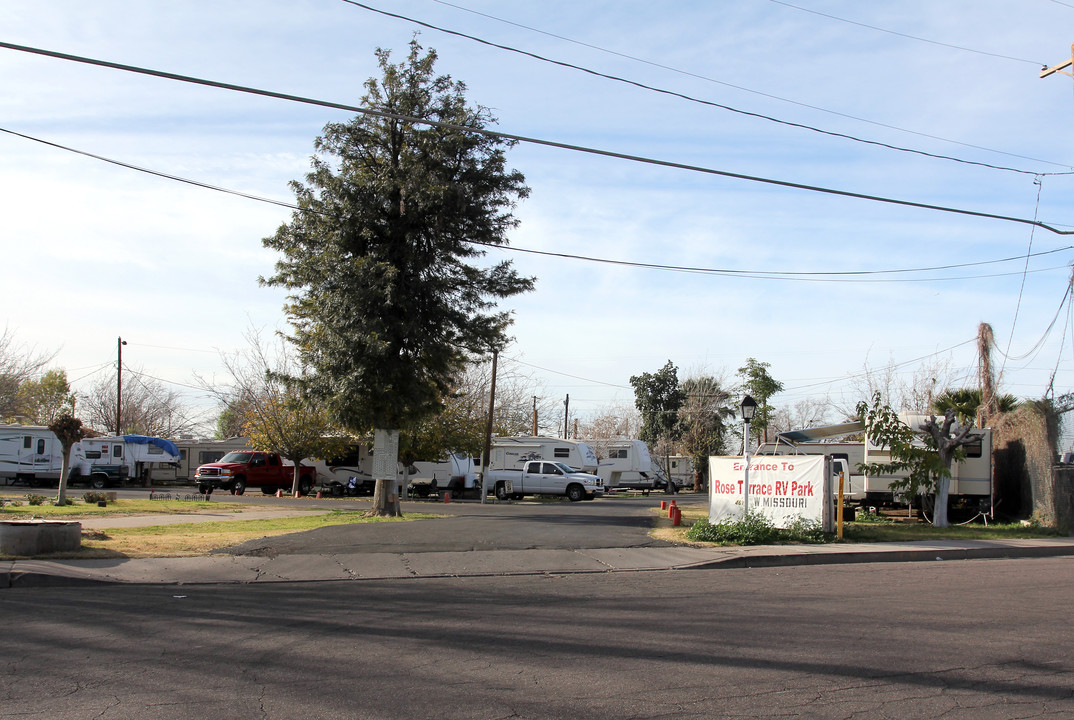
194, 451, 316, 496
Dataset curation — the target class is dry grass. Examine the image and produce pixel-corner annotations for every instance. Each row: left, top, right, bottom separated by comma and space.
3, 509, 441, 559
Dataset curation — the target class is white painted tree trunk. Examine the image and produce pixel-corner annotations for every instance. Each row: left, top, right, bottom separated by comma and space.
933, 475, 951, 527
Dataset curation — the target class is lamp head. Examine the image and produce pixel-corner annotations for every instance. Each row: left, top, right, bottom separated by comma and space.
740, 395, 757, 423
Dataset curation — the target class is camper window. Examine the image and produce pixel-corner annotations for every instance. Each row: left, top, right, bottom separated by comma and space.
554, 448, 570, 458
113, 445, 123, 459
964, 439, 983, 458
37, 439, 45, 454
610, 449, 628, 459
148, 445, 163, 455
85, 451, 102, 460
23, 436, 32, 449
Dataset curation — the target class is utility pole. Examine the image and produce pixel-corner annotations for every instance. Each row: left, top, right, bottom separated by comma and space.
531, 395, 538, 436
563, 394, 569, 439
1040, 44, 1073, 80
116, 337, 127, 435
482, 348, 499, 472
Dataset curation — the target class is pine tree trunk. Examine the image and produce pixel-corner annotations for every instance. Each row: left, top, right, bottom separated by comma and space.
370, 478, 401, 517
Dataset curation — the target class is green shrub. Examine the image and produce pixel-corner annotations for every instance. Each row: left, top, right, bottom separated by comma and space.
83, 491, 109, 504
686, 511, 827, 545
852, 509, 894, 524
784, 515, 826, 543
25, 494, 47, 506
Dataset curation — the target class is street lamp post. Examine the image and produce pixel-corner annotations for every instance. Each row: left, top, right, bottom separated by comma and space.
740, 395, 757, 518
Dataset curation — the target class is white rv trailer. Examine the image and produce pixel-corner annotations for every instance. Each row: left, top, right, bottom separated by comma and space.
407, 452, 477, 497
0, 426, 180, 488
596, 439, 672, 492
667, 456, 694, 488
0, 425, 64, 485
865, 415, 993, 506
487, 436, 599, 475
766, 419, 992, 507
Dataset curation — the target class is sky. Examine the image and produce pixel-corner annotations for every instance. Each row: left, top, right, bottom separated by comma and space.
2, 1, 1074, 442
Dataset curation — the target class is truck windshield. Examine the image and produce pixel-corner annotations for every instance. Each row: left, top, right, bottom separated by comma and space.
551, 462, 576, 474
220, 452, 253, 463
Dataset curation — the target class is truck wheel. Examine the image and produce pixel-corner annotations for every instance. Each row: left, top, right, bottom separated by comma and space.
91, 475, 108, 490
495, 483, 508, 501
261, 486, 277, 495
566, 484, 585, 502
232, 478, 246, 495
198, 484, 210, 495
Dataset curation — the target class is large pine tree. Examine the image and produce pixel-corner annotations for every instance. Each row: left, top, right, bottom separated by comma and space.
263, 40, 533, 514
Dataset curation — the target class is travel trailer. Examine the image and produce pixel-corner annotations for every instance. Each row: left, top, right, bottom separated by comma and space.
761, 418, 993, 508
487, 436, 599, 474
0, 425, 180, 488
596, 439, 670, 492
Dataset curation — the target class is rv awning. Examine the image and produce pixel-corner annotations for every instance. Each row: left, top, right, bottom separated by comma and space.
777, 421, 863, 443
123, 435, 180, 457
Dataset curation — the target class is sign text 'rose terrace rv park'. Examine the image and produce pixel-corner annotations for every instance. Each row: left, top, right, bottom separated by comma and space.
708, 455, 834, 531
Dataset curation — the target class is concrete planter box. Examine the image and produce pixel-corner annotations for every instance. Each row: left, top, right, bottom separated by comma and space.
0, 520, 82, 555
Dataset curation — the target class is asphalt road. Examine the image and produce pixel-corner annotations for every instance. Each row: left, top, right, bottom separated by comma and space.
5, 556, 1074, 719
216, 493, 693, 556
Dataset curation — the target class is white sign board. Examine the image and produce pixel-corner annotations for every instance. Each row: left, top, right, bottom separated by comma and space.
709, 455, 832, 530
372, 428, 400, 482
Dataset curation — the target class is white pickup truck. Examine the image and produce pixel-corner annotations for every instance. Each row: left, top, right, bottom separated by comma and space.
485, 460, 604, 502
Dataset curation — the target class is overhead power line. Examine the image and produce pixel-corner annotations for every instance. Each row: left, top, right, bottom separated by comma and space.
1, 41, 1071, 236
768, 0, 1046, 66
343, 0, 1072, 175
5, 124, 1072, 283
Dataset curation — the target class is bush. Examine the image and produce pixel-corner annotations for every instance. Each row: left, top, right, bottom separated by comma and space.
25, 494, 47, 506
686, 511, 827, 545
852, 508, 893, 524
82, 491, 109, 504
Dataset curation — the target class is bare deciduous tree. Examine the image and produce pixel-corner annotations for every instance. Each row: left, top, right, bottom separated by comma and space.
0, 327, 57, 422
80, 370, 197, 437
838, 351, 960, 417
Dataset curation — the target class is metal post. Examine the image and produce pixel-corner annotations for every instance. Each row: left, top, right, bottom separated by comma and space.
742, 418, 751, 517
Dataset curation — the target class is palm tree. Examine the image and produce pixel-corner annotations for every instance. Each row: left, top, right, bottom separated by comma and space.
931, 388, 1018, 427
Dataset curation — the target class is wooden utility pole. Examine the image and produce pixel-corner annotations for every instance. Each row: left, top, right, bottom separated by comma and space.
116, 337, 127, 435
563, 394, 569, 439
1040, 44, 1073, 80
482, 349, 498, 470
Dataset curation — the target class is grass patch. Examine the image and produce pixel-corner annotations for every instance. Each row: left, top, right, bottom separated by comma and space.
77, 510, 442, 558
651, 505, 1066, 546
0, 503, 442, 559
840, 521, 1064, 543
0, 496, 244, 517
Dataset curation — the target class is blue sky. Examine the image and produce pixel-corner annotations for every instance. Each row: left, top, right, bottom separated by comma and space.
2, 1, 1073, 440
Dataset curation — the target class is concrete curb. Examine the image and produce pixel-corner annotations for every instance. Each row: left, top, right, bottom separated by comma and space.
5, 537, 1074, 588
